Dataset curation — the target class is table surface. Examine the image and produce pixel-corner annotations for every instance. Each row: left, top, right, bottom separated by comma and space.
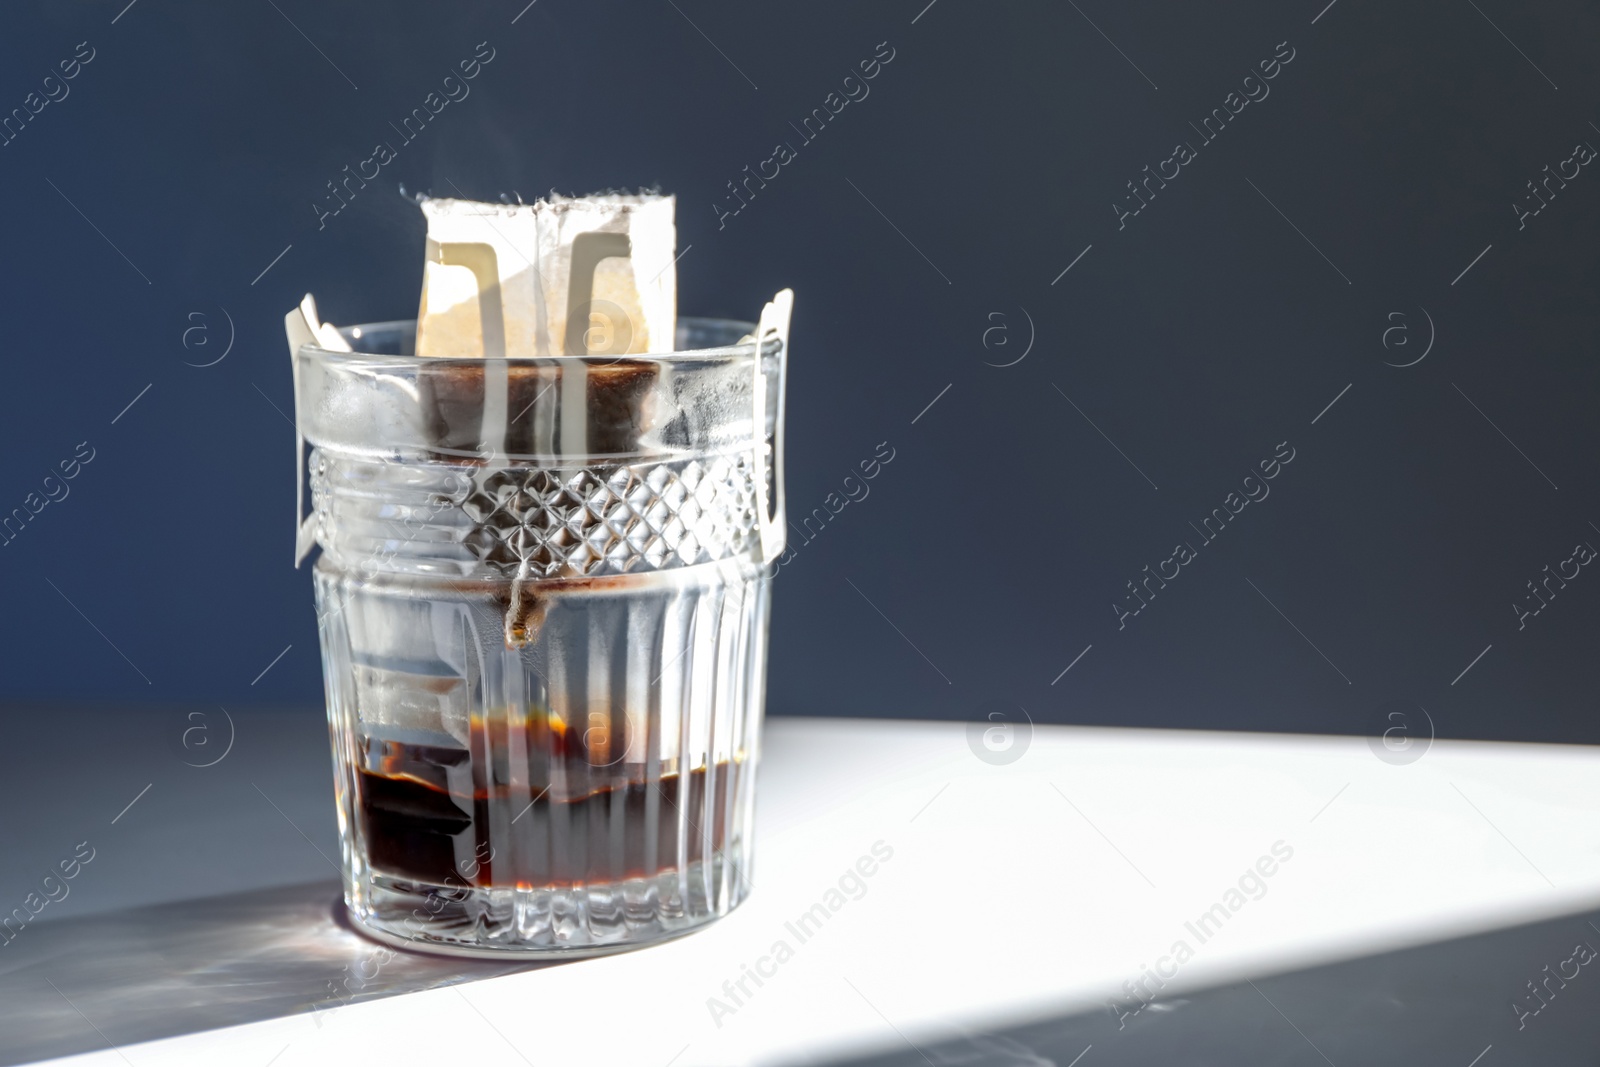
4, 711, 1600, 1065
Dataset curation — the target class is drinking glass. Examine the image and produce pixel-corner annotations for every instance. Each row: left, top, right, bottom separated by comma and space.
292, 315, 787, 957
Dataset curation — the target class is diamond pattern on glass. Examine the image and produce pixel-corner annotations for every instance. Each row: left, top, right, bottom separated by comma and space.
310, 450, 764, 577
459, 455, 759, 577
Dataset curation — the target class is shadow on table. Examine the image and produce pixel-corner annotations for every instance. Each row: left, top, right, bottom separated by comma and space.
0, 881, 546, 1066
816, 905, 1600, 1067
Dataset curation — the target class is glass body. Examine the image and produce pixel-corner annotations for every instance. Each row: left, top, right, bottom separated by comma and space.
296, 318, 783, 957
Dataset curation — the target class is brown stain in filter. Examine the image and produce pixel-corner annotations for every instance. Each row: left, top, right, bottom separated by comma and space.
583, 359, 658, 455
415, 359, 660, 458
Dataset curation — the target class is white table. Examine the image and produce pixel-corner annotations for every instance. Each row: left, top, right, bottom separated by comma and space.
23, 716, 1600, 1065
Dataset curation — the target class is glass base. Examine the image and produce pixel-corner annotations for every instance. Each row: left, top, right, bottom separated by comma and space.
343, 848, 750, 959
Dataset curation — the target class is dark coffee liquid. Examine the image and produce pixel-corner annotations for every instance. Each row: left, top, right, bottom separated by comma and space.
355, 719, 737, 889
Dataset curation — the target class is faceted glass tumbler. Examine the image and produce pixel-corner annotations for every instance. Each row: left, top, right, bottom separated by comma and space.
293, 317, 786, 958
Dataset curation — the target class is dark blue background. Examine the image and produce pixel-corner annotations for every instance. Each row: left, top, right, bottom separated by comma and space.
2, 0, 1596, 742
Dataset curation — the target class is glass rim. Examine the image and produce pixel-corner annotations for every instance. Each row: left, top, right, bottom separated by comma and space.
298, 315, 763, 367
